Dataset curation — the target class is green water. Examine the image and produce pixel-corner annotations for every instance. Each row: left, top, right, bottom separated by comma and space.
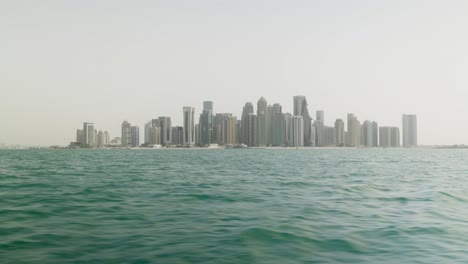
1, 149, 468, 263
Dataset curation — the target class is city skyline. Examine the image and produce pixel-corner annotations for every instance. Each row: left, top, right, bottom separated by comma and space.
70, 95, 418, 149
2, 1, 468, 146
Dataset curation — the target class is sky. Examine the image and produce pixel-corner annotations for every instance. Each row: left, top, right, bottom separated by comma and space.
1, 0, 468, 146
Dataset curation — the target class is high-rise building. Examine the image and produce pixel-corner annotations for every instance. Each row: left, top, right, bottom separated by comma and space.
256, 97, 268, 147
347, 114, 361, 147
324, 126, 335, 146
144, 121, 152, 145
272, 113, 286, 147
195, 124, 201, 146
236, 120, 242, 144
199, 109, 213, 146
315, 110, 324, 146
76, 129, 84, 145
130, 126, 139, 147
241, 102, 254, 145
334, 119, 345, 146
362, 121, 373, 147
372, 122, 379, 147
379, 126, 400, 147
266, 105, 274, 146
293, 96, 312, 146
83, 122, 95, 147
222, 114, 237, 145
149, 126, 161, 145
158, 116, 172, 146
97, 130, 105, 147
284, 113, 292, 147
121, 121, 132, 147
183, 107, 195, 145
403, 114, 418, 147
203, 101, 214, 112
245, 114, 257, 147
291, 116, 304, 147
171, 126, 184, 145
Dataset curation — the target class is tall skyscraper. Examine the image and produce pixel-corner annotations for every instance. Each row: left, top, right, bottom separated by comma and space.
241, 102, 254, 145
272, 113, 285, 147
266, 105, 273, 146
144, 121, 152, 145
372, 121, 379, 147
293, 96, 312, 146
158, 116, 172, 146
256, 97, 268, 147
199, 109, 213, 146
183, 107, 195, 145
245, 114, 257, 147
347, 113, 361, 147
171, 126, 184, 145
130, 126, 139, 147
379, 126, 400, 148
291, 116, 304, 147
324, 126, 335, 146
362, 121, 373, 147
76, 129, 84, 145
402, 114, 418, 147
121, 121, 132, 147
284, 113, 292, 147
83, 122, 95, 147
315, 110, 324, 146
334, 119, 345, 146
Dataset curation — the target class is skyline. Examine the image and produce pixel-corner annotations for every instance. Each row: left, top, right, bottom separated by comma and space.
2, 0, 468, 146
72, 95, 418, 149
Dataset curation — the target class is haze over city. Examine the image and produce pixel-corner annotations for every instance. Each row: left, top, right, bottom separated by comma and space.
2, 0, 468, 146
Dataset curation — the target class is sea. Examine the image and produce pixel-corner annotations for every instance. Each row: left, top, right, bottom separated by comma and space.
1, 148, 468, 263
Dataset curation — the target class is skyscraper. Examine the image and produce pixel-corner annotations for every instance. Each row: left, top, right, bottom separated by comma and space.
402, 114, 418, 147
372, 121, 379, 147
241, 102, 254, 145
130, 126, 139, 147
199, 109, 213, 146
291, 116, 304, 147
246, 114, 257, 147
144, 121, 152, 145
315, 110, 324, 146
324, 126, 335, 146
121, 121, 131, 147
347, 113, 361, 147
76, 129, 84, 145
183, 107, 195, 145
334, 119, 345, 146
171, 126, 184, 145
158, 116, 172, 146
256, 97, 268, 147
379, 126, 400, 148
83, 122, 95, 147
293, 96, 312, 146
362, 121, 373, 147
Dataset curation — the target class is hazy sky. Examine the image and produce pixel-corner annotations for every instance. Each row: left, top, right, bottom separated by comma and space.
1, 0, 468, 146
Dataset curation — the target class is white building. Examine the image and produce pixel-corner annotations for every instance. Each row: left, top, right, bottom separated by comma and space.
334, 119, 345, 146
403, 114, 418, 147
347, 114, 361, 147
291, 116, 304, 147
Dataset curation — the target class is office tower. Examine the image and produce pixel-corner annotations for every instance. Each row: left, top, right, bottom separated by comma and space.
121, 121, 132, 147
372, 122, 379, 147
171, 126, 184, 145
284, 113, 292, 147
241, 102, 254, 145
158, 116, 172, 146
379, 126, 400, 147
130, 126, 139, 147
213, 113, 223, 144
183, 107, 195, 145
324, 126, 335, 146
272, 113, 285, 147
245, 114, 257, 147
291, 116, 304, 147
257, 97, 268, 147
362, 121, 373, 147
203, 101, 214, 111
347, 113, 361, 147
315, 110, 324, 146
334, 119, 345, 146
76, 129, 84, 144
144, 121, 152, 145
83, 122, 95, 147
94, 129, 98, 146
236, 120, 242, 144
195, 124, 201, 146
266, 105, 273, 146
97, 130, 104, 147
199, 109, 213, 146
222, 114, 237, 145
150, 127, 161, 145
403, 114, 418, 147
293, 95, 313, 146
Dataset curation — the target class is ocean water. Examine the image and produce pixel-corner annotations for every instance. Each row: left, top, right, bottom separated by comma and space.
1, 148, 468, 263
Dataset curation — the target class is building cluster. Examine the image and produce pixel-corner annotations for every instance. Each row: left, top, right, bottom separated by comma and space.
71, 95, 418, 148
